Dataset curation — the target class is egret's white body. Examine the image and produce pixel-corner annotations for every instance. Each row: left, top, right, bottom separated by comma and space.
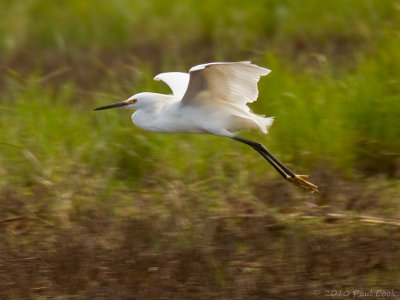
131, 62, 273, 136
130, 92, 273, 136
95, 62, 318, 192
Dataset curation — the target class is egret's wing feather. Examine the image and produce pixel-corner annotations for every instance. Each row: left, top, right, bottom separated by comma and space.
181, 62, 270, 106
154, 72, 189, 98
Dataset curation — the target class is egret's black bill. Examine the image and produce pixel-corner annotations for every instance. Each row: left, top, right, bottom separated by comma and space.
94, 101, 128, 111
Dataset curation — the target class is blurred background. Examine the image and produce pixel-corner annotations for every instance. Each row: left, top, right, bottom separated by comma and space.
1, 0, 400, 298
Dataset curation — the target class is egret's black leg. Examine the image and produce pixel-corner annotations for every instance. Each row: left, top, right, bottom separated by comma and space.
232, 136, 295, 179
231, 136, 319, 193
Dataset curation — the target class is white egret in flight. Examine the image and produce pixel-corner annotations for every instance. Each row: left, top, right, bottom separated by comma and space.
95, 62, 318, 192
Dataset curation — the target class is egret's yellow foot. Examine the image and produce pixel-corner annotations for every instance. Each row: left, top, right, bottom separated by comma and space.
286, 175, 319, 193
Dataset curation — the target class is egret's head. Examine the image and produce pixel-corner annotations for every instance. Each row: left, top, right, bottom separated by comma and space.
94, 92, 159, 111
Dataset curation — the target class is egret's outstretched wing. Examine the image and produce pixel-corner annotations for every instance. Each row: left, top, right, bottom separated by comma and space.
154, 72, 190, 98
181, 62, 270, 106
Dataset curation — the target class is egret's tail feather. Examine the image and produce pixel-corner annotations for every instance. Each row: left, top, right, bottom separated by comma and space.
254, 115, 274, 134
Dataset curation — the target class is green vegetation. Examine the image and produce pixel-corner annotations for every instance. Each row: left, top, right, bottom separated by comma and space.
1, 0, 400, 298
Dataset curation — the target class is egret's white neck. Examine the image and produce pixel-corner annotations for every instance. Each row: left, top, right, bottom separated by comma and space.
135, 92, 173, 112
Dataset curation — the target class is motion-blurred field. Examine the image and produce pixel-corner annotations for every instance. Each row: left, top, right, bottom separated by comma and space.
1, 1, 400, 299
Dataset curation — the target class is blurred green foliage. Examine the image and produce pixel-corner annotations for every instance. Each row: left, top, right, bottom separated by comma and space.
0, 0, 400, 215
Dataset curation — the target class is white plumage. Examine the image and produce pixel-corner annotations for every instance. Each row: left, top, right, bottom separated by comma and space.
95, 62, 318, 193
153, 72, 189, 98
131, 62, 273, 136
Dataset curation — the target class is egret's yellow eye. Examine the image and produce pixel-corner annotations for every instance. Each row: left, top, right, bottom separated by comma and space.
126, 98, 137, 104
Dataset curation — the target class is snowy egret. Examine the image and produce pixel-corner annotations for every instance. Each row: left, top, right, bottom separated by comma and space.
95, 62, 318, 193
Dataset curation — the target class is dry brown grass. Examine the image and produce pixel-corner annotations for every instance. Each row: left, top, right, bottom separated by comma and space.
1, 173, 400, 299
